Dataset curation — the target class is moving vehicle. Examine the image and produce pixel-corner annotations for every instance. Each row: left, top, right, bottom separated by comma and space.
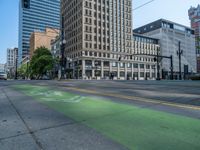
0, 72, 7, 80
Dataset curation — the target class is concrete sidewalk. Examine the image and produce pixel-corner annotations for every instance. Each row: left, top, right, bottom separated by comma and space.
0, 86, 127, 150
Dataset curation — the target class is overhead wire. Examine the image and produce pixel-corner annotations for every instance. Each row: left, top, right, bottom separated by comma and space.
133, 0, 156, 11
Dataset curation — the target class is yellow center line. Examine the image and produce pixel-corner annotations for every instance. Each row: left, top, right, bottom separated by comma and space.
65, 87, 200, 111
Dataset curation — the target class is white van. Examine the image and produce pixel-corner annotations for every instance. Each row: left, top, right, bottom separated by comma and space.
0, 72, 7, 80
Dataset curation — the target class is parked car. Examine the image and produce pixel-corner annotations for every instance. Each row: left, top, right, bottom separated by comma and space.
0, 72, 7, 80
190, 74, 200, 80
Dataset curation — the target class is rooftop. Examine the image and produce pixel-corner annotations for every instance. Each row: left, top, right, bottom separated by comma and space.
133, 19, 194, 34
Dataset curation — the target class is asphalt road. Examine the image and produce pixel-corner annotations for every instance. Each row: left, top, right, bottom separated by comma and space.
0, 80, 200, 150
59, 80, 200, 120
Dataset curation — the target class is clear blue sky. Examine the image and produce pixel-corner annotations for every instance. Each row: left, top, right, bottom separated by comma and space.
0, 0, 18, 64
0, 0, 199, 64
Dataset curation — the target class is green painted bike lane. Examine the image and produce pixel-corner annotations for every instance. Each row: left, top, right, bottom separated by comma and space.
13, 85, 200, 150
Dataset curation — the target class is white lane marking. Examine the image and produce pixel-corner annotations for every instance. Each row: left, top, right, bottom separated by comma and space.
41, 96, 86, 103
29, 90, 85, 103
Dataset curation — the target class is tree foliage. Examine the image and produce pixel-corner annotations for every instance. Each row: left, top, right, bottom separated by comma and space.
18, 63, 28, 79
29, 46, 54, 79
197, 37, 200, 50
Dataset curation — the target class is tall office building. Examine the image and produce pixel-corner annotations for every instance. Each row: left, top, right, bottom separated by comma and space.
6, 48, 18, 77
18, 0, 60, 64
134, 19, 197, 79
61, 0, 135, 79
189, 5, 200, 73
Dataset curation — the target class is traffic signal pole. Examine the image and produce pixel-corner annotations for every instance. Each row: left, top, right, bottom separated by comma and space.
170, 55, 174, 80
177, 41, 183, 80
118, 53, 174, 80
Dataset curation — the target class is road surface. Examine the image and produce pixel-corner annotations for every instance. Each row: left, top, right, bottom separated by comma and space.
0, 80, 200, 150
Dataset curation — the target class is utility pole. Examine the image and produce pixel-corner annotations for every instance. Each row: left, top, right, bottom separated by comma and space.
177, 41, 183, 80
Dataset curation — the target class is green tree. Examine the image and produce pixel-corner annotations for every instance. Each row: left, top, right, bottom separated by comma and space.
18, 63, 28, 79
30, 46, 54, 79
197, 37, 200, 50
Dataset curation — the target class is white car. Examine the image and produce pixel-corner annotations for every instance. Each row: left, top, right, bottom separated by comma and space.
0, 72, 7, 80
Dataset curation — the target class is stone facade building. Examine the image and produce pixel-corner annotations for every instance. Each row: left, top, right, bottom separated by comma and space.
29, 28, 59, 58
189, 5, 200, 73
6, 48, 18, 78
61, 0, 159, 80
134, 19, 197, 79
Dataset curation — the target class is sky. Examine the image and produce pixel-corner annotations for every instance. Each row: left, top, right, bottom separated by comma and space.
0, 0, 200, 64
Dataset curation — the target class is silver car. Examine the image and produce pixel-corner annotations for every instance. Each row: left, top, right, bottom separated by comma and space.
0, 72, 7, 80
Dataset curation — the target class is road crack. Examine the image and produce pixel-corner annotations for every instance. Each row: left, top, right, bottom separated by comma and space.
2, 89, 45, 150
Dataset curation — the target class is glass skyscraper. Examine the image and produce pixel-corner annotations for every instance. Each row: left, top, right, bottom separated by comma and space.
18, 0, 60, 64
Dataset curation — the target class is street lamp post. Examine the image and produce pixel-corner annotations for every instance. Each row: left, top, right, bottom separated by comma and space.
59, 39, 66, 80
156, 48, 160, 80
15, 56, 18, 80
48, 15, 74, 80
59, 14, 66, 80
177, 41, 183, 80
